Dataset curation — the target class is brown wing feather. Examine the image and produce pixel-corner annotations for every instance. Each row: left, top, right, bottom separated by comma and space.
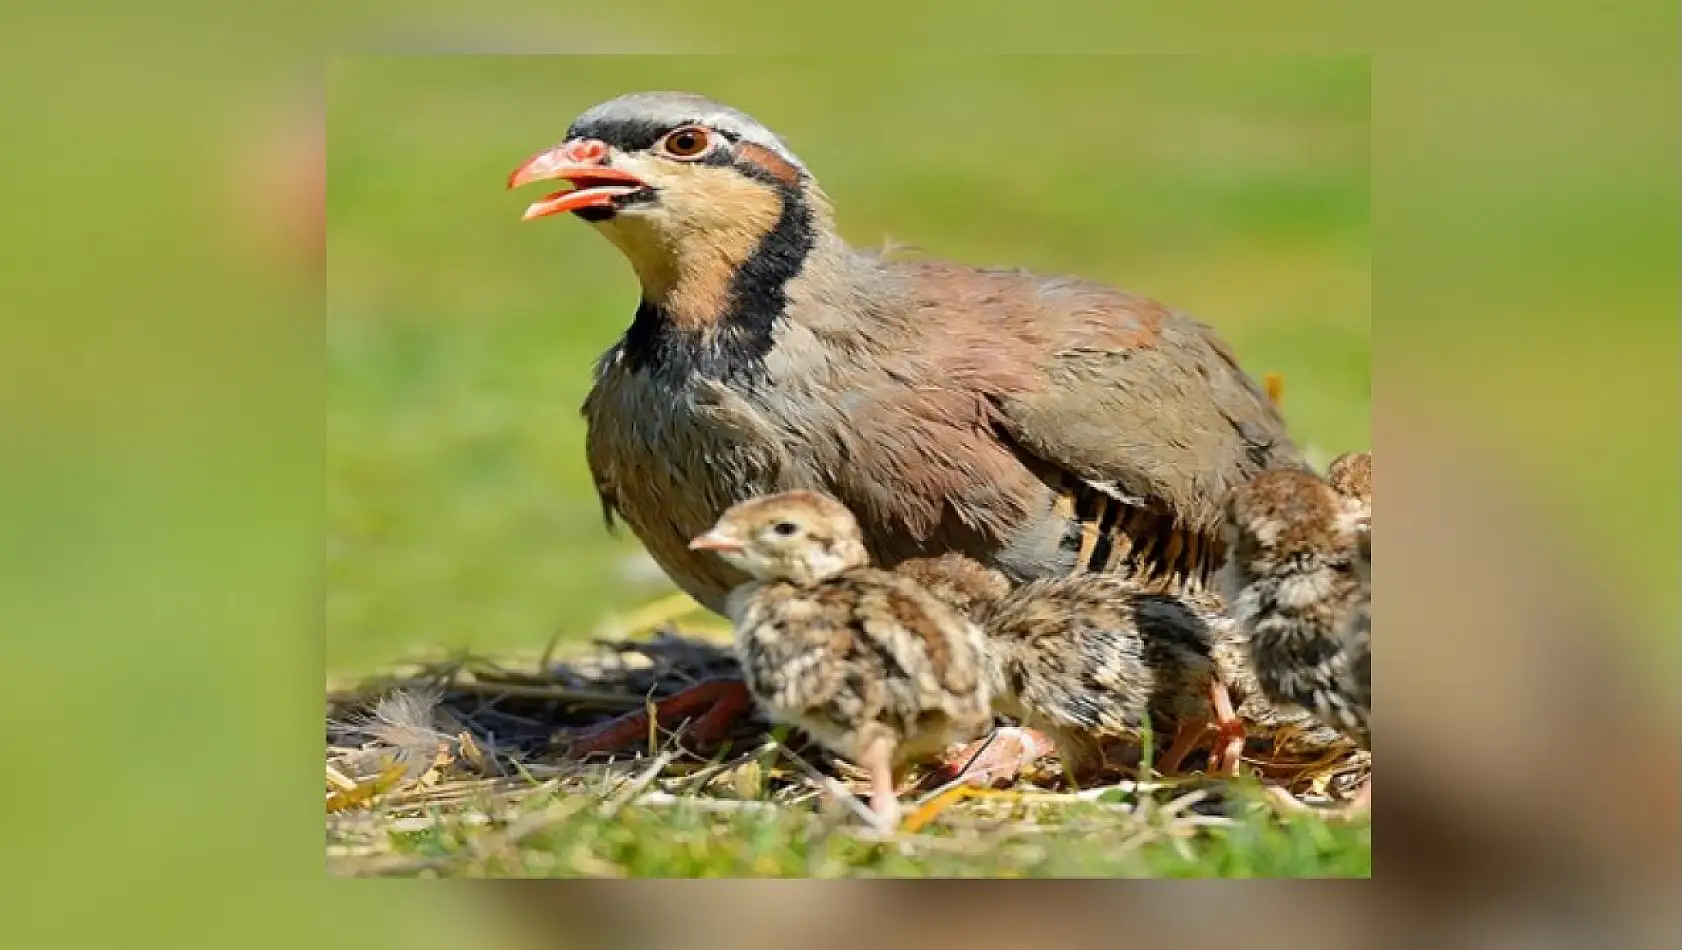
889, 261, 1302, 583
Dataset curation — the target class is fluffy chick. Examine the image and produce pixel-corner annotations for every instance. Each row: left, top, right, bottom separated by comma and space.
897, 555, 1255, 780
1221, 468, 1371, 749
692, 492, 991, 827
1200, 592, 1359, 757
1324, 449, 1373, 734
984, 575, 1245, 779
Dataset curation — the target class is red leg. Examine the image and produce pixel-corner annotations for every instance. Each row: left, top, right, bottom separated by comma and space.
563, 678, 752, 757
1157, 719, 1211, 775
1207, 679, 1247, 777
934, 726, 1057, 787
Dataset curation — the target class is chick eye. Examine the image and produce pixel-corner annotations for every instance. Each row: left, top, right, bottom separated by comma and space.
659, 127, 712, 159
772, 521, 798, 537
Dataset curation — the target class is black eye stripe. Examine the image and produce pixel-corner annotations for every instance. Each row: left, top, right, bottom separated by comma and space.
565, 117, 741, 153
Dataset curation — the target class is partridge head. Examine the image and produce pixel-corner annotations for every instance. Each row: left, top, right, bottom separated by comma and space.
509, 92, 831, 360
689, 490, 866, 586
1224, 469, 1366, 584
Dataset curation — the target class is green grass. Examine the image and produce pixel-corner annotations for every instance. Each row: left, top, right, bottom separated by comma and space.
333, 785, 1371, 878
327, 55, 1371, 876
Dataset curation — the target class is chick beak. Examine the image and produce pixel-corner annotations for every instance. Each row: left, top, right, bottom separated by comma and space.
507, 138, 647, 220
689, 530, 745, 554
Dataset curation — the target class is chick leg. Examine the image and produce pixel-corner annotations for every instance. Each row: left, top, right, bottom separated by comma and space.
1207, 678, 1247, 777
564, 678, 752, 757
1157, 719, 1211, 775
859, 733, 901, 830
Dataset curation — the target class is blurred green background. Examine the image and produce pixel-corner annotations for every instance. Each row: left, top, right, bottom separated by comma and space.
327, 56, 1370, 673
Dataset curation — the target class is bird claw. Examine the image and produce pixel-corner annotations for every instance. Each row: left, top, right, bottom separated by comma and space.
561, 678, 752, 757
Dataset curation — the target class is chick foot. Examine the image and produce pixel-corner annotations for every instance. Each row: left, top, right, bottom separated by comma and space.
1154, 680, 1247, 776
933, 726, 1058, 787
1157, 719, 1212, 775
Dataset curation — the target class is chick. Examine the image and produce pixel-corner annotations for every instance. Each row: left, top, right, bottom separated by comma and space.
897, 555, 1252, 782
985, 575, 1250, 779
1331, 450, 1374, 716
1221, 468, 1371, 750
691, 492, 992, 827
1327, 450, 1373, 525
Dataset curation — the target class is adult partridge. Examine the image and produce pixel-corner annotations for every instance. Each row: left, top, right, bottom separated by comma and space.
509, 92, 1302, 753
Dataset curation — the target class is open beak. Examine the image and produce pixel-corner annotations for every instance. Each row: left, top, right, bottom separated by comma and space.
507, 141, 648, 221
688, 530, 745, 554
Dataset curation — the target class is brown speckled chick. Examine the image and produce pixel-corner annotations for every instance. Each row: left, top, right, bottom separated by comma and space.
982, 575, 1250, 779
1220, 468, 1371, 750
690, 492, 991, 827
1323, 449, 1372, 740
1327, 450, 1372, 515
898, 555, 1250, 781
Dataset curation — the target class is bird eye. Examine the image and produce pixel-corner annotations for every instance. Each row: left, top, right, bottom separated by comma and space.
772, 521, 798, 537
659, 127, 712, 160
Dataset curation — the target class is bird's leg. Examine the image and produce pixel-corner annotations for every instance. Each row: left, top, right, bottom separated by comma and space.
1157, 718, 1212, 776
859, 733, 901, 831
1207, 678, 1248, 777
563, 678, 752, 757
1264, 372, 1285, 409
931, 726, 1057, 787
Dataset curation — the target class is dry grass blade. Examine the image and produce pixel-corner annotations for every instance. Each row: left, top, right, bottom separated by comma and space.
325, 764, 358, 793
596, 592, 705, 638
772, 738, 881, 830
603, 750, 679, 817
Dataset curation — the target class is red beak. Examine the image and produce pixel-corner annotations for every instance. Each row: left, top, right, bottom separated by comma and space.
506, 139, 648, 220
688, 530, 745, 554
